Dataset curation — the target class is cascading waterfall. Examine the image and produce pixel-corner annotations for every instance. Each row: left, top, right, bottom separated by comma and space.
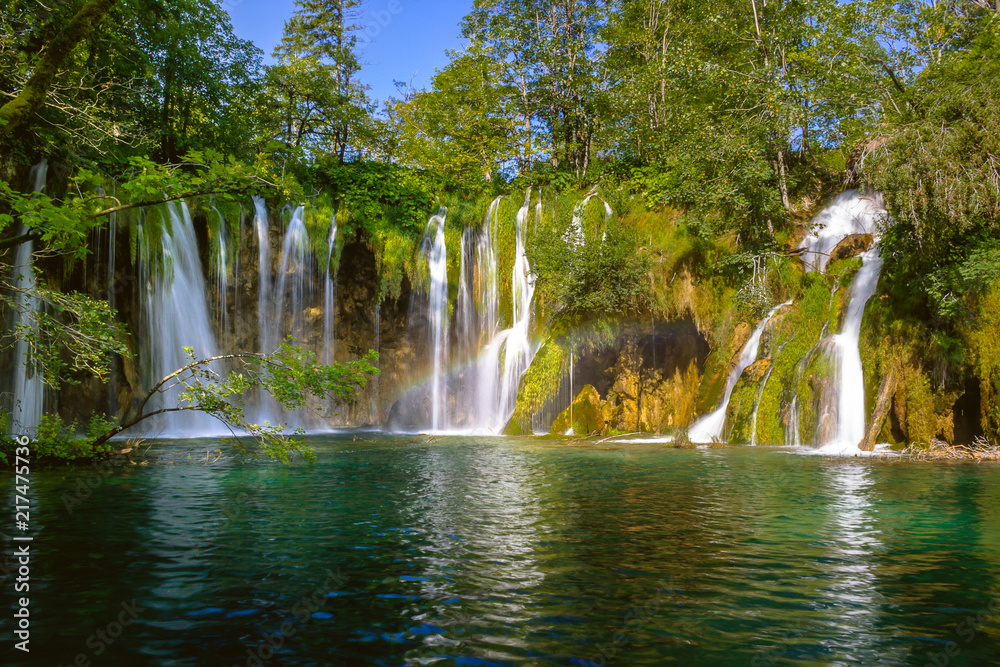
270, 206, 312, 348
786, 396, 803, 447
212, 208, 229, 346
566, 194, 613, 247
823, 248, 884, 451
371, 302, 380, 421
749, 363, 775, 446
472, 191, 538, 432
138, 201, 220, 435
791, 189, 887, 450
8, 161, 48, 434
253, 205, 313, 427
455, 227, 477, 362
323, 214, 337, 365
566, 352, 575, 436
800, 189, 882, 273
252, 197, 271, 354
689, 301, 789, 443
422, 208, 449, 431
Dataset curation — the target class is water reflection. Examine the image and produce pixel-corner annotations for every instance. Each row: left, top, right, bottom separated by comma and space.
8, 438, 1000, 666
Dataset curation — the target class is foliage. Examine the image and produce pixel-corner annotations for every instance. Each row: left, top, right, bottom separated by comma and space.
0, 275, 130, 388
0, 413, 117, 461
530, 215, 651, 322
91, 343, 380, 463
865, 12, 1000, 325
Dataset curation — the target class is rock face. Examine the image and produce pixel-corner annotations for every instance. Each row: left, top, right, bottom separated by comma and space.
829, 233, 874, 264
544, 321, 709, 436
551, 384, 604, 435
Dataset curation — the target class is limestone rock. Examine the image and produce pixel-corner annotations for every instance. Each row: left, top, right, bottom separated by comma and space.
829, 233, 874, 264
551, 384, 605, 436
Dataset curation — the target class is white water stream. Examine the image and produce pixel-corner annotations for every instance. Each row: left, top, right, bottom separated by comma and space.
689, 302, 789, 443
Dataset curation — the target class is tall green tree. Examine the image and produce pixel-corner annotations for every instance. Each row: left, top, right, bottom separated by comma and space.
266, 0, 374, 163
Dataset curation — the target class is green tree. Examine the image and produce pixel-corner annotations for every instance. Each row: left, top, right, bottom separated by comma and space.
266, 0, 374, 163
90, 345, 380, 463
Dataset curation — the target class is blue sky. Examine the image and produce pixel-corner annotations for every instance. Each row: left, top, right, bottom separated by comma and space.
225, 0, 472, 105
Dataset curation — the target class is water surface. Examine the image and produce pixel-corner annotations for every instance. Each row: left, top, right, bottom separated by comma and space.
6, 435, 1000, 666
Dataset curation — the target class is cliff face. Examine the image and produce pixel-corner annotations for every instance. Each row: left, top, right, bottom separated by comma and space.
22, 191, 993, 447
47, 201, 433, 432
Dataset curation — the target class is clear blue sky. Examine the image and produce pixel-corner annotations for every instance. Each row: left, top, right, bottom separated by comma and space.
225, 0, 472, 105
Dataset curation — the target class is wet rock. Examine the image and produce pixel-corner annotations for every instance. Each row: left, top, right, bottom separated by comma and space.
829, 233, 874, 264
551, 385, 605, 436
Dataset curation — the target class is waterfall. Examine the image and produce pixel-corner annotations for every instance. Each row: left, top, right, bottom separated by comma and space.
822, 248, 884, 451
423, 208, 449, 432
456, 227, 477, 361
566, 194, 613, 247
271, 206, 312, 348
212, 208, 229, 346
749, 363, 775, 446
371, 302, 380, 422
566, 352, 575, 436
138, 201, 220, 436
252, 197, 271, 354
8, 161, 48, 435
473, 191, 538, 432
323, 213, 337, 365
799, 189, 881, 273
689, 302, 789, 443
786, 396, 803, 447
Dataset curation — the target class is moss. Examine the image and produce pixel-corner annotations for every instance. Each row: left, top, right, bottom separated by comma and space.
967, 285, 1000, 439
754, 275, 835, 445
725, 358, 773, 443
695, 317, 746, 414
551, 384, 605, 435
505, 338, 567, 434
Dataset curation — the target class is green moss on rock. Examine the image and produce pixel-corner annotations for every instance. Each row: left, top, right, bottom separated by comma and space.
551, 384, 605, 436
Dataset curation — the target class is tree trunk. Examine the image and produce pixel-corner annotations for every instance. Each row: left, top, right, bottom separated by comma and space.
776, 148, 790, 209
0, 0, 118, 143
860, 367, 897, 451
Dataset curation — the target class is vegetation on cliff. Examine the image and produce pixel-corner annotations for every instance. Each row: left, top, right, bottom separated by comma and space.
3, 0, 1000, 453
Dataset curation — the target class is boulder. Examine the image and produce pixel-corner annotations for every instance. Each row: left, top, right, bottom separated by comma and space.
551, 384, 605, 435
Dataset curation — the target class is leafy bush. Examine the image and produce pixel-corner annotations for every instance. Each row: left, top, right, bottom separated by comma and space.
530, 218, 651, 322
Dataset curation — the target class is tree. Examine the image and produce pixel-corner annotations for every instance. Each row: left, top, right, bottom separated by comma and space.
865, 9, 1000, 322
0, 0, 117, 143
90, 345, 380, 463
387, 46, 520, 184
265, 0, 373, 162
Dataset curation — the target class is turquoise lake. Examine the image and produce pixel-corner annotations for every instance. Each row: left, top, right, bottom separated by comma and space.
6, 434, 1000, 666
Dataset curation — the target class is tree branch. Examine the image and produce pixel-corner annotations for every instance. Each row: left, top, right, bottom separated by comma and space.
0, 0, 118, 142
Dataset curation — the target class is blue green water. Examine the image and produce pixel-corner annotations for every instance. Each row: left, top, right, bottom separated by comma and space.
5, 434, 1000, 666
